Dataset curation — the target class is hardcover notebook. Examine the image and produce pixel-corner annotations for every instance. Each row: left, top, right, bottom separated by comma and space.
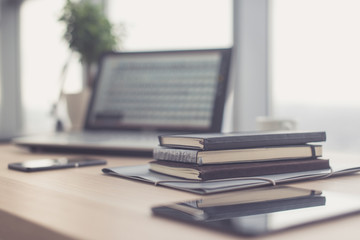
13, 48, 232, 154
153, 144, 323, 165
158, 131, 326, 150
148, 158, 330, 180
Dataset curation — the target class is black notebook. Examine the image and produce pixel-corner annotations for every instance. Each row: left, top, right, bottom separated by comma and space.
158, 131, 326, 150
149, 158, 330, 180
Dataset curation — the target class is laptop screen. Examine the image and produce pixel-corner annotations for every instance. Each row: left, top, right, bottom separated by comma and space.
85, 48, 231, 132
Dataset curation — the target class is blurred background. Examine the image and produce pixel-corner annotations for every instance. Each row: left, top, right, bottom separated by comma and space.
1, 0, 360, 154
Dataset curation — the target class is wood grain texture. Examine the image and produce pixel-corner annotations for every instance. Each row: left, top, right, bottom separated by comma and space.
1, 144, 360, 239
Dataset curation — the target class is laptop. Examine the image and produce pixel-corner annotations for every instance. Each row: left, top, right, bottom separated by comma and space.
13, 48, 232, 155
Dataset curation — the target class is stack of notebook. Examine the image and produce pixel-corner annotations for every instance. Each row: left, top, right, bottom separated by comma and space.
150, 131, 328, 181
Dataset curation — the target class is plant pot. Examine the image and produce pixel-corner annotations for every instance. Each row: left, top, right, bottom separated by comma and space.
65, 88, 91, 131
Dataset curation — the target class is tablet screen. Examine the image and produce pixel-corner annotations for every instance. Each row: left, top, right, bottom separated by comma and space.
152, 186, 360, 237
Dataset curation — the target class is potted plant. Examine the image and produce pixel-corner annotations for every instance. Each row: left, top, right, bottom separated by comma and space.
57, 0, 123, 130
59, 0, 121, 87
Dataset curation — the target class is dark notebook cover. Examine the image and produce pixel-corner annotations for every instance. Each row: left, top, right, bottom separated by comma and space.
158, 131, 326, 150
149, 158, 330, 181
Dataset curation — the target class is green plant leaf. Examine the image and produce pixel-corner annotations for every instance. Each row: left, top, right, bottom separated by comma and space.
59, 0, 120, 66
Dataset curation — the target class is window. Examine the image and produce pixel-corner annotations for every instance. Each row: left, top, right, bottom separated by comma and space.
20, 0, 232, 134
107, 0, 232, 51
271, 0, 360, 153
21, 0, 82, 134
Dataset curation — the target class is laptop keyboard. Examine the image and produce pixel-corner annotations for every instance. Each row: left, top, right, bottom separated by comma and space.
62, 131, 160, 144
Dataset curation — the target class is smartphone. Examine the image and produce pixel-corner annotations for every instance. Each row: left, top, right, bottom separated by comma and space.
8, 157, 107, 172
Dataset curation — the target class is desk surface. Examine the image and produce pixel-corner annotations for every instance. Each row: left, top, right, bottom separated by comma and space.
1, 144, 360, 240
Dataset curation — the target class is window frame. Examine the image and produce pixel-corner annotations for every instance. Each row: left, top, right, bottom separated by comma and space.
229, 0, 269, 131
0, 0, 23, 139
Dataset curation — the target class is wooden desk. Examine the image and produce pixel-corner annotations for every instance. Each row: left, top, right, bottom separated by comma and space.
1, 144, 360, 240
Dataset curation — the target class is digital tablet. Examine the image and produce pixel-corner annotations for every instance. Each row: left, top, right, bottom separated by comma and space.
152, 186, 360, 237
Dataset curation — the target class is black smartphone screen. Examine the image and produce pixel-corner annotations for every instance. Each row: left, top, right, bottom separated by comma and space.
8, 157, 107, 172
